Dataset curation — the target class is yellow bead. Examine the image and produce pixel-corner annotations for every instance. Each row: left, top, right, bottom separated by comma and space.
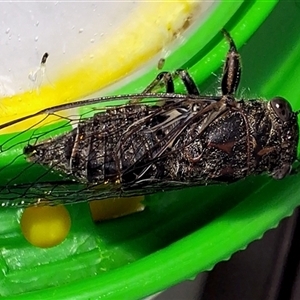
20, 205, 71, 248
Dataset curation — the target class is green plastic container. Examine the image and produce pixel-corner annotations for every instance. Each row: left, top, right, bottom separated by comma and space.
1, 1, 300, 299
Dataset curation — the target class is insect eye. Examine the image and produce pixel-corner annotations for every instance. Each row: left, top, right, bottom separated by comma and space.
270, 97, 293, 121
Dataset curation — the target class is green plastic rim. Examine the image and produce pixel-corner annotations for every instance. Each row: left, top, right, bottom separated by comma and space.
4, 1, 300, 300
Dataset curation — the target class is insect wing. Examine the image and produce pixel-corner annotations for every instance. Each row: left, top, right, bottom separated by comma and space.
0, 104, 83, 206
117, 97, 225, 190
0, 93, 220, 207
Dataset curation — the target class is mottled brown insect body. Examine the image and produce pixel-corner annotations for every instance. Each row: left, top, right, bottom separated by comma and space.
24, 94, 298, 195
1, 30, 298, 206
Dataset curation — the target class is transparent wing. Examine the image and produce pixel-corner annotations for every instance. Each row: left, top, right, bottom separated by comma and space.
0, 93, 222, 207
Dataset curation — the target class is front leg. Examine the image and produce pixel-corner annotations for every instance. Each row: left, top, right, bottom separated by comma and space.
221, 29, 241, 96
174, 69, 200, 96
129, 71, 175, 104
142, 71, 175, 94
142, 69, 200, 95
130, 68, 200, 104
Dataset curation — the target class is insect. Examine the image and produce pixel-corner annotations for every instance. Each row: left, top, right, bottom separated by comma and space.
41, 52, 49, 65
28, 52, 50, 87
0, 30, 298, 207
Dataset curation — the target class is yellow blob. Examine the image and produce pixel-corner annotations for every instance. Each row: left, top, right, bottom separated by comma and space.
20, 205, 71, 248
89, 196, 145, 222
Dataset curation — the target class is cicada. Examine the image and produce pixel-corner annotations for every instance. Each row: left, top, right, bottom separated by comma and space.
0, 30, 298, 207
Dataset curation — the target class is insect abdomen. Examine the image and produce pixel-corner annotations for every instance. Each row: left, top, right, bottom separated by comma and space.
26, 105, 161, 185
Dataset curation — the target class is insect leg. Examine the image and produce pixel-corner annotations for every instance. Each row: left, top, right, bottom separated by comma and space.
130, 72, 174, 104
142, 70, 199, 95
174, 69, 200, 95
142, 72, 175, 94
221, 29, 241, 96
130, 68, 200, 105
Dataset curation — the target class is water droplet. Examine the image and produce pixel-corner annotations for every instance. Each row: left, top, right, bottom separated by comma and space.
35, 21, 39, 27
5, 28, 10, 34
157, 58, 165, 70
89, 54, 94, 59
28, 71, 37, 82
79, 28, 83, 33
34, 36, 39, 42
90, 38, 95, 43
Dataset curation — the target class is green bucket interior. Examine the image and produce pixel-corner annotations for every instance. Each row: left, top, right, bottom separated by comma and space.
2, 1, 300, 299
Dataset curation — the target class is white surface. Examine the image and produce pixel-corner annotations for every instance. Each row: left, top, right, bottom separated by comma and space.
0, 2, 137, 95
